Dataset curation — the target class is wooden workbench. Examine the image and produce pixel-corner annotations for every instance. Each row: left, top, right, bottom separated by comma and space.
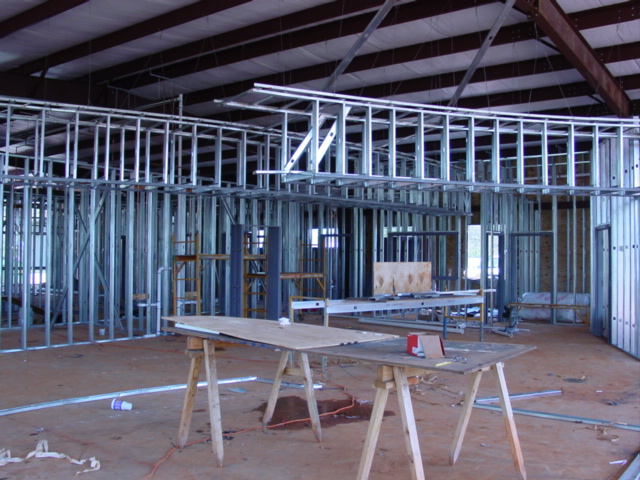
163, 315, 397, 467
164, 315, 534, 480
308, 338, 535, 480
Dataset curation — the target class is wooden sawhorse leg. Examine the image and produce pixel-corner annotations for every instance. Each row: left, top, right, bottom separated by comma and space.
262, 351, 290, 432
178, 342, 203, 448
449, 363, 526, 480
177, 337, 224, 467
357, 366, 425, 480
493, 361, 526, 480
450, 368, 486, 465
262, 350, 322, 442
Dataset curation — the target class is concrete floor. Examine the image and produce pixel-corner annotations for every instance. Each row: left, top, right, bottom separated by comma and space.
0, 319, 638, 480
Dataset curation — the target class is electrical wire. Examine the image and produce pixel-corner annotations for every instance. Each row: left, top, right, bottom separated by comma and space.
142, 383, 356, 480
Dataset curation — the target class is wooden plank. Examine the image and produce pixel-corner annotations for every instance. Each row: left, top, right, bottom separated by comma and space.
204, 340, 224, 467
186, 336, 204, 350
178, 351, 203, 448
394, 367, 425, 480
298, 352, 322, 442
280, 272, 324, 279
165, 315, 397, 350
262, 351, 290, 431
373, 262, 432, 295
450, 369, 484, 464
377, 365, 425, 383
356, 368, 391, 480
492, 361, 527, 480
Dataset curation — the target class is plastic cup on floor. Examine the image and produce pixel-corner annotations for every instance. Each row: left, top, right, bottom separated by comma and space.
111, 399, 132, 411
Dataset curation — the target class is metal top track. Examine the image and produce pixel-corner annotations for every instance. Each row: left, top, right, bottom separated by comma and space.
1, 85, 639, 204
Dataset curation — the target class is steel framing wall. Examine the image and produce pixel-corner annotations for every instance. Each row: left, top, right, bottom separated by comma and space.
1, 86, 638, 355
591, 135, 640, 357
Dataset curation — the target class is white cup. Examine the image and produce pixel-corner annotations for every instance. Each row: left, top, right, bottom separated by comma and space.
111, 399, 132, 411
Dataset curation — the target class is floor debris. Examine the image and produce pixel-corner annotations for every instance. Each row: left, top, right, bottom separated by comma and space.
0, 440, 100, 475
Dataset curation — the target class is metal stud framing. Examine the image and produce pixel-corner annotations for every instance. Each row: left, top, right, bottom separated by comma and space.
0, 86, 639, 355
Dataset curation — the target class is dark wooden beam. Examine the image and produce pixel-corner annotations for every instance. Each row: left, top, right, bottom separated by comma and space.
515, 0, 631, 117
453, 73, 640, 110
107, 0, 497, 91
186, 22, 539, 107
10, 0, 251, 76
343, 41, 640, 100
84, 0, 389, 85
0, 0, 89, 40
184, 1, 636, 108
0, 71, 151, 110
537, 99, 640, 118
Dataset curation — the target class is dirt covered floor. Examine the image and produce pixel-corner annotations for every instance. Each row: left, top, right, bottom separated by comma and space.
0, 319, 638, 480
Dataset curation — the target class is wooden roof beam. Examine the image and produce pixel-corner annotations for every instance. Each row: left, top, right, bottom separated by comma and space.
10, 0, 251, 76
105, 0, 496, 91
186, 1, 635, 109
86, 0, 390, 86
0, 0, 89, 40
515, 0, 631, 117
0, 71, 152, 110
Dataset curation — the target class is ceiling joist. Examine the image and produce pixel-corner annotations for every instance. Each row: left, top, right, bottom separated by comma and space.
10, 0, 252, 77
0, 0, 90, 40
85, 0, 391, 86
106, 0, 496, 92
346, 41, 640, 102
182, 1, 635, 110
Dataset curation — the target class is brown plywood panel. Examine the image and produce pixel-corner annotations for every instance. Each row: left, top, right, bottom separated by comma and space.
373, 262, 432, 295
164, 315, 397, 350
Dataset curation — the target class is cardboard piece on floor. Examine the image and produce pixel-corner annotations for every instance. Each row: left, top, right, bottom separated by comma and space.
407, 333, 445, 358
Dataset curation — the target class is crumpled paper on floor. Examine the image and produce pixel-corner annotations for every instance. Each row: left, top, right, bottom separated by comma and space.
0, 439, 100, 475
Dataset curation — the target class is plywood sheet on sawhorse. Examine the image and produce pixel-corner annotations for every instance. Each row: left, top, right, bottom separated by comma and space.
163, 315, 397, 350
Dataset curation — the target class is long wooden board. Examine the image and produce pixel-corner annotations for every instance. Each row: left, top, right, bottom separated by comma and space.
373, 262, 432, 295
163, 315, 397, 350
